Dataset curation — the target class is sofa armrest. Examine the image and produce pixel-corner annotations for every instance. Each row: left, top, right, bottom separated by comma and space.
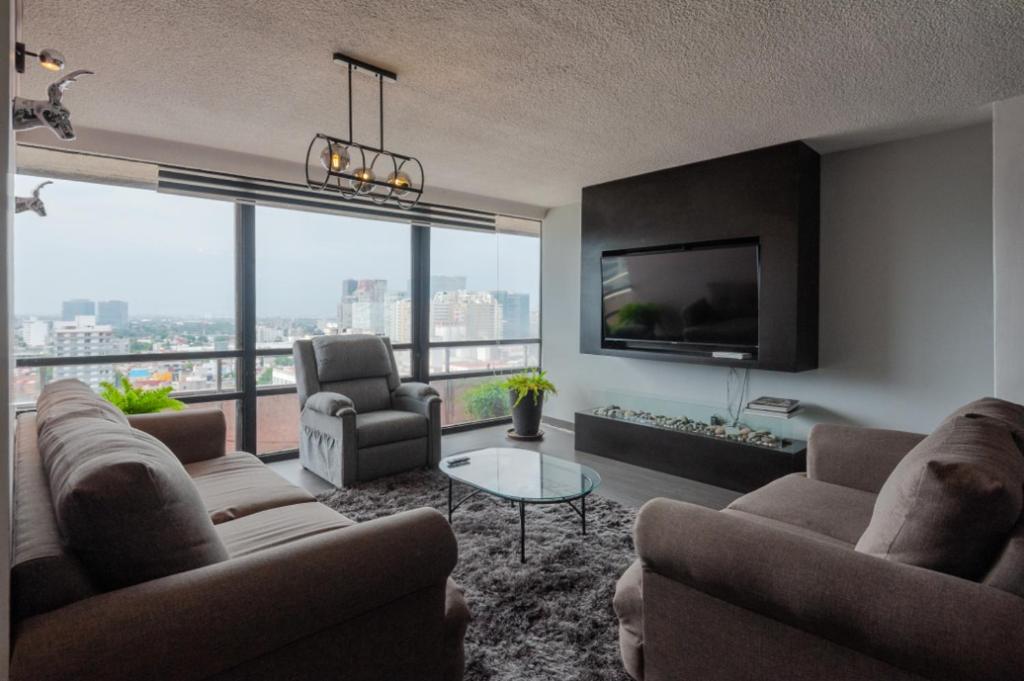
806, 423, 926, 493
128, 409, 226, 464
392, 382, 440, 409
12, 508, 457, 681
305, 391, 356, 417
635, 498, 1024, 681
392, 382, 442, 467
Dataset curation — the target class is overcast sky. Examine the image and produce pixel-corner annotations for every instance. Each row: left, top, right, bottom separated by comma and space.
14, 175, 540, 319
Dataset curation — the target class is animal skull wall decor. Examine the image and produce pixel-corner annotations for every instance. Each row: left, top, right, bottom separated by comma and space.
15, 181, 52, 216
12, 69, 93, 140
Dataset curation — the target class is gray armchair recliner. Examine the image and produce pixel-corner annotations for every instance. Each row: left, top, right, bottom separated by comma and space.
294, 334, 442, 488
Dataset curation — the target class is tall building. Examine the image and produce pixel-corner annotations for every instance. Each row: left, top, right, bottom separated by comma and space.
430, 290, 461, 341
18, 318, 50, 348
388, 298, 413, 343
338, 279, 389, 334
97, 300, 129, 330
465, 293, 501, 340
494, 291, 530, 339
52, 316, 115, 389
61, 298, 96, 321
430, 290, 500, 341
430, 275, 467, 295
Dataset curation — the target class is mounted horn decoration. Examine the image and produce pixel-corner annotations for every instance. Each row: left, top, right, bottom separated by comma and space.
13, 69, 93, 140
15, 181, 52, 216
305, 52, 424, 209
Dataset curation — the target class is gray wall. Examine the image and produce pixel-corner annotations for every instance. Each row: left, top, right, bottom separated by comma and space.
542, 124, 994, 436
994, 95, 1024, 403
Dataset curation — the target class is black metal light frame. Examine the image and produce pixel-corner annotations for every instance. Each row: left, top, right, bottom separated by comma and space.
305, 52, 425, 209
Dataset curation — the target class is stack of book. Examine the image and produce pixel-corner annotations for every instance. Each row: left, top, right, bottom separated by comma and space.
745, 396, 800, 419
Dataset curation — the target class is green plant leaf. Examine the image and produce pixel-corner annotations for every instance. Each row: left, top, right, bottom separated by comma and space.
501, 369, 557, 408
98, 373, 186, 414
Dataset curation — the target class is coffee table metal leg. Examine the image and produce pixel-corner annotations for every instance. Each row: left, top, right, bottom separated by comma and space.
582, 495, 587, 535
519, 501, 526, 563
448, 478, 453, 524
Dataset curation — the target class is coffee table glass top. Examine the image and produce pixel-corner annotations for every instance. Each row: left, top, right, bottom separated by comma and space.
440, 447, 601, 503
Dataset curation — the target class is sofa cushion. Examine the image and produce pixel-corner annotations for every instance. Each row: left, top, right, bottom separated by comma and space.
186, 452, 315, 523
11, 414, 96, 623
35, 378, 128, 431
216, 502, 355, 558
312, 334, 396, 385
720, 509, 853, 548
38, 417, 228, 590
726, 473, 876, 545
951, 397, 1024, 446
321, 376, 393, 413
356, 410, 429, 447
984, 516, 1024, 596
855, 415, 1024, 579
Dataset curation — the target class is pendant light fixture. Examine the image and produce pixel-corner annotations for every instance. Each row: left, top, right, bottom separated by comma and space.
305, 52, 424, 209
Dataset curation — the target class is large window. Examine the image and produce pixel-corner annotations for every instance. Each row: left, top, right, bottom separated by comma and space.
428, 225, 541, 426
253, 206, 413, 453
13, 175, 236, 404
13, 169, 542, 453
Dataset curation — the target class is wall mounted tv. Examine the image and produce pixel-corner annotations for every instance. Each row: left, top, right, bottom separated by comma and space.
601, 239, 760, 356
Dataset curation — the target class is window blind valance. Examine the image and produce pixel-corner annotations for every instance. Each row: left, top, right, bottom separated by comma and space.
157, 166, 498, 231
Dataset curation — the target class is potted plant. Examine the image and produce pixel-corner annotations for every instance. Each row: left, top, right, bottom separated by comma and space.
99, 375, 185, 414
502, 369, 557, 437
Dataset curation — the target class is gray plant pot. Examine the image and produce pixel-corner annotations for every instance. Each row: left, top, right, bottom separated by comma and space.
510, 389, 544, 436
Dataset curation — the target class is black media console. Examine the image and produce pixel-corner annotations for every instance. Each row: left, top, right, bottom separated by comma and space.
574, 410, 806, 493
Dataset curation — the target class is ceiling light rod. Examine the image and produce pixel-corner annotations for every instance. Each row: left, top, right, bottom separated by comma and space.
305, 51, 424, 210
332, 52, 397, 83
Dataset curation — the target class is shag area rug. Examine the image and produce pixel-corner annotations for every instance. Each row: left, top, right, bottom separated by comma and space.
318, 468, 637, 681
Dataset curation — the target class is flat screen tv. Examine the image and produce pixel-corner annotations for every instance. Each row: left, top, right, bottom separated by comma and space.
601, 239, 760, 355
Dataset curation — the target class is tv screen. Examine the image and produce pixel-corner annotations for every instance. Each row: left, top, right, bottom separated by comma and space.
601, 240, 759, 353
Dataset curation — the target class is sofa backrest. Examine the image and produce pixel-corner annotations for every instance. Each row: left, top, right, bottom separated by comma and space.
295, 335, 400, 413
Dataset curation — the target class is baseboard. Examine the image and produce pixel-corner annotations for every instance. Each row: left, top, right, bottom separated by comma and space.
542, 415, 574, 432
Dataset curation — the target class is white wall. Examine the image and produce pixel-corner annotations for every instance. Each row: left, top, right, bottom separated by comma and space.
994, 95, 1024, 403
542, 124, 994, 436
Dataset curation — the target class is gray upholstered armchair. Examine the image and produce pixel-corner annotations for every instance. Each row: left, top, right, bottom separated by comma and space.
293, 334, 442, 488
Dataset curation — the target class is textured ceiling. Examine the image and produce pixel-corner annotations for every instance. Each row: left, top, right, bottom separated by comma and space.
17, 0, 1024, 207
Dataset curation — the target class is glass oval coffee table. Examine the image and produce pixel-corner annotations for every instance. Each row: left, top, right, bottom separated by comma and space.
440, 447, 602, 563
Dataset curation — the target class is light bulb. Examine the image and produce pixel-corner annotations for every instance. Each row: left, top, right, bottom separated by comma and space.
319, 143, 349, 173
387, 171, 412, 197
349, 167, 375, 194
37, 48, 65, 72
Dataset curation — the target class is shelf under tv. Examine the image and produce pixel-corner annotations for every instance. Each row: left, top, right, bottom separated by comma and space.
602, 341, 758, 362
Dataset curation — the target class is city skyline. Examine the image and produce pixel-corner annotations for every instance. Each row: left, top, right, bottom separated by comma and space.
14, 175, 540, 319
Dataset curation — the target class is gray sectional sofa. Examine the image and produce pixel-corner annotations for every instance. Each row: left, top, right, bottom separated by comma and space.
616, 398, 1024, 681
11, 379, 469, 681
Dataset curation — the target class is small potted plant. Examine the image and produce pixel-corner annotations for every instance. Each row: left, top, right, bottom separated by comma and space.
503, 369, 557, 438
100, 375, 185, 414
